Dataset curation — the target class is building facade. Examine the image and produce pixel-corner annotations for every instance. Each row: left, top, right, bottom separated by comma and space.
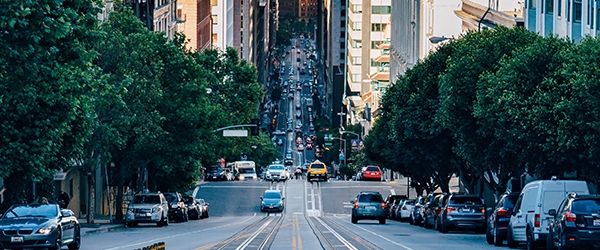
279, 0, 299, 18
212, 0, 235, 50
180, 0, 213, 51
524, 0, 598, 43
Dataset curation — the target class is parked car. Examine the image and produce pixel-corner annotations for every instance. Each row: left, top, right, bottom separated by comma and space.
0, 203, 81, 250
438, 194, 486, 233
507, 178, 590, 249
164, 192, 188, 223
126, 193, 169, 227
351, 191, 386, 224
196, 198, 209, 218
260, 190, 285, 212
361, 165, 382, 181
486, 192, 519, 246
389, 199, 403, 220
410, 196, 427, 225
183, 196, 201, 220
547, 193, 600, 249
423, 193, 446, 229
384, 194, 408, 219
397, 199, 415, 222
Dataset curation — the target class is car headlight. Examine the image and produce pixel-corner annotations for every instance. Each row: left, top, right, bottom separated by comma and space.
127, 208, 134, 213
261, 202, 266, 206
171, 204, 178, 209
36, 225, 56, 235
278, 201, 283, 205
266, 171, 271, 175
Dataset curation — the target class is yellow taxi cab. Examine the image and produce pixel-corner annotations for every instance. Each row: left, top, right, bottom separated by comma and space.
307, 160, 328, 182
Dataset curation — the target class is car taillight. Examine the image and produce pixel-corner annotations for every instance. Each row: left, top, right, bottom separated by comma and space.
480, 207, 486, 213
566, 212, 577, 222
534, 214, 540, 227
497, 209, 508, 217
354, 202, 358, 208
381, 202, 386, 209
446, 207, 456, 212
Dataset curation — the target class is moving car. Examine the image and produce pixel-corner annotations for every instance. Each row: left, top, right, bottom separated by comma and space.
297, 143, 305, 151
126, 193, 169, 227
276, 138, 284, 146
486, 192, 519, 246
351, 191, 386, 224
284, 151, 294, 166
204, 165, 232, 181
306, 160, 328, 182
265, 164, 289, 182
547, 193, 600, 249
164, 192, 188, 223
260, 190, 285, 212
0, 203, 81, 250
183, 196, 201, 220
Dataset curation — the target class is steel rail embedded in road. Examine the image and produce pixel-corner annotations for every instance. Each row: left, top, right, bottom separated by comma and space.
209, 214, 285, 250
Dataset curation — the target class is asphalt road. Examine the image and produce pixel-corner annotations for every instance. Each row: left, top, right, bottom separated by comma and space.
82, 179, 527, 249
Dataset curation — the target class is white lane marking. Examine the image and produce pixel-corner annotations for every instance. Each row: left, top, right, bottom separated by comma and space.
335, 217, 414, 250
104, 214, 258, 250
319, 186, 393, 189
201, 185, 274, 188
236, 220, 272, 250
390, 189, 396, 195
314, 216, 358, 250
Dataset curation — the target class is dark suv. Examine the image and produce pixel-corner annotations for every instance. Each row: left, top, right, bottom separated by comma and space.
164, 192, 188, 222
351, 191, 386, 224
547, 193, 600, 249
486, 192, 519, 246
438, 194, 486, 233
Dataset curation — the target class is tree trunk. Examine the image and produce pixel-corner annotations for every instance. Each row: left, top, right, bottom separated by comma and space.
115, 162, 124, 220
87, 174, 95, 224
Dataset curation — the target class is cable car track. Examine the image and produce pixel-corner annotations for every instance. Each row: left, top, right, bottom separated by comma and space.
210, 213, 285, 250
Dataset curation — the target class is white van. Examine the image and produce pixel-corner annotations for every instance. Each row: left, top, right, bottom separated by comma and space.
506, 177, 589, 248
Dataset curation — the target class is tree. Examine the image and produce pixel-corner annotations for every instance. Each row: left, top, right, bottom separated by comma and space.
0, 0, 101, 208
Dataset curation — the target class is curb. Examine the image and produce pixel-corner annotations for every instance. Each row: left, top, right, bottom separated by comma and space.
82, 225, 125, 235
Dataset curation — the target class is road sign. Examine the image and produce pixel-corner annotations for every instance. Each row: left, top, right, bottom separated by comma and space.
223, 130, 248, 137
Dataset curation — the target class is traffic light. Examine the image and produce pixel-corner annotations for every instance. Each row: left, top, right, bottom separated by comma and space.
251, 118, 260, 136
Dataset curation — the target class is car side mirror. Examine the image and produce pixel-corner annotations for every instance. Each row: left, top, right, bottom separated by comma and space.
486, 207, 492, 213
282, 197, 285, 200
260, 197, 263, 200
548, 209, 556, 216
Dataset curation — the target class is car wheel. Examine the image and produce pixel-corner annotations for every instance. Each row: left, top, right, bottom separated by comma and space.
424, 215, 432, 229
409, 215, 414, 225
440, 221, 449, 233
494, 227, 504, 246
379, 217, 386, 224
49, 229, 62, 250
205, 210, 209, 218
127, 222, 136, 227
507, 226, 518, 248
526, 228, 538, 250
486, 225, 494, 244
68, 226, 81, 250
351, 215, 357, 224
546, 228, 556, 250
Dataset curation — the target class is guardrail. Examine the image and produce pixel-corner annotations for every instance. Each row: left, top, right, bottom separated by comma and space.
134, 242, 165, 250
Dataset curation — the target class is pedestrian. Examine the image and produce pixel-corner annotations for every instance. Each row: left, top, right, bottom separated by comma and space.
59, 190, 70, 208
40, 197, 49, 204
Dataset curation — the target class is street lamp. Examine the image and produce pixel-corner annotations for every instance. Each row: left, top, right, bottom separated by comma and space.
340, 130, 360, 140
428, 36, 451, 44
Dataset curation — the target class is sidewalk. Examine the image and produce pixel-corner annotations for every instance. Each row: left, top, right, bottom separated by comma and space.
79, 214, 125, 236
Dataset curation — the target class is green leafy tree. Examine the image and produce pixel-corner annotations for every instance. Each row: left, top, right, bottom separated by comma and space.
0, 0, 101, 208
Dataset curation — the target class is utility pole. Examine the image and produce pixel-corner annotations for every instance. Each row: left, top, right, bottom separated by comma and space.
337, 109, 346, 167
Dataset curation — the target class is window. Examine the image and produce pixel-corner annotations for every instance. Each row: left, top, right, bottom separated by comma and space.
545, 0, 553, 13
352, 39, 362, 48
212, 34, 218, 44
211, 0, 218, 6
529, 0, 536, 8
371, 40, 383, 49
371, 23, 387, 32
351, 56, 361, 65
558, 0, 562, 16
212, 15, 218, 25
574, 0, 582, 22
350, 20, 361, 31
351, 74, 361, 82
351, 3, 362, 13
372, 6, 391, 14
597, 8, 600, 30
588, 0, 592, 26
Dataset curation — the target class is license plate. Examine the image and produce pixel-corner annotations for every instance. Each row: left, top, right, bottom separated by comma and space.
462, 208, 471, 212
11, 236, 24, 243
213, 176, 217, 179
594, 219, 600, 226
370, 173, 375, 175
365, 205, 376, 210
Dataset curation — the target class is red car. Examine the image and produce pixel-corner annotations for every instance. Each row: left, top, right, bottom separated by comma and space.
362, 165, 382, 181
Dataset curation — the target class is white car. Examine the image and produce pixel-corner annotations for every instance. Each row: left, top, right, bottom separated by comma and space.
297, 144, 305, 151
265, 164, 289, 181
126, 193, 170, 227
396, 199, 415, 222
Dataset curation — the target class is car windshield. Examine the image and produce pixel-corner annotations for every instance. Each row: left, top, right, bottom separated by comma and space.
404, 200, 415, 205
264, 192, 281, 199
571, 199, 600, 213
449, 196, 483, 205
239, 169, 256, 174
503, 195, 519, 209
311, 163, 325, 169
3, 204, 59, 218
164, 194, 177, 203
366, 166, 379, 171
182, 197, 194, 204
269, 165, 284, 170
133, 195, 161, 204
359, 194, 383, 202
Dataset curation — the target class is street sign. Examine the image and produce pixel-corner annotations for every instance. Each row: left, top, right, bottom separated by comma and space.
223, 130, 248, 137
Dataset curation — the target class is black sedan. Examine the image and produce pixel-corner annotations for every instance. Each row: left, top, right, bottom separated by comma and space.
0, 203, 81, 250
486, 192, 519, 246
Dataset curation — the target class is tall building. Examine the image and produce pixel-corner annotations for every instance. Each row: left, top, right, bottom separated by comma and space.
212, 0, 235, 50
279, 0, 299, 18
523, 0, 596, 43
299, 0, 319, 20
234, 0, 272, 85
320, 0, 346, 128
180, 0, 212, 50
123, 0, 182, 40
